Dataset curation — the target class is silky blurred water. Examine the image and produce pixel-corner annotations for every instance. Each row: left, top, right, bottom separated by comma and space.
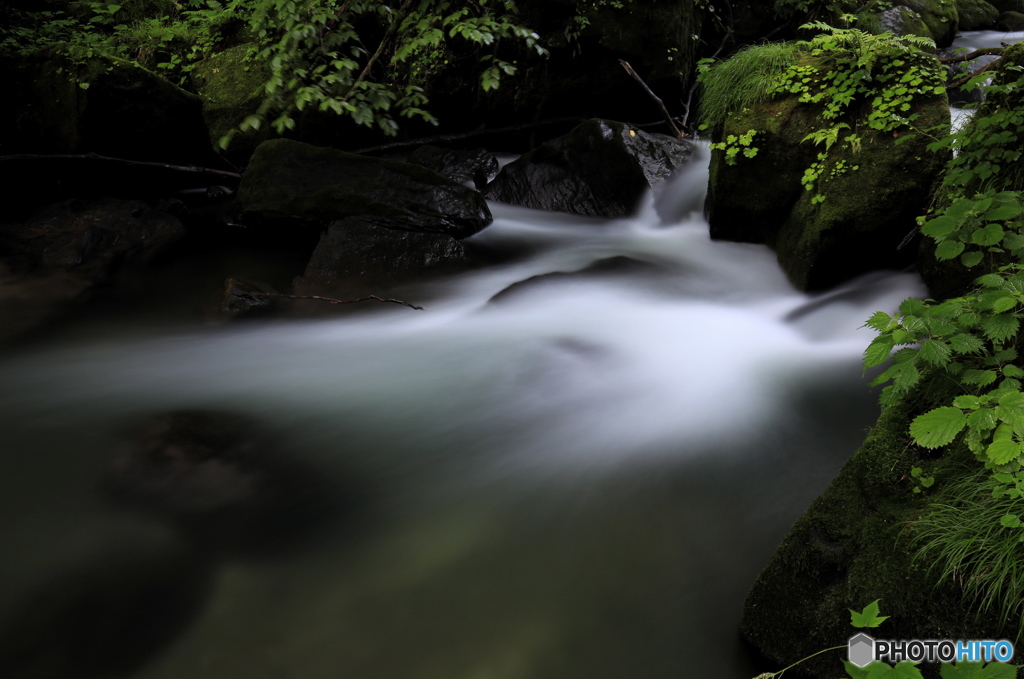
0, 145, 926, 679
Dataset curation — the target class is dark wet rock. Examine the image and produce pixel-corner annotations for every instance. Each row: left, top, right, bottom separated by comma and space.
0, 198, 186, 343
0, 517, 212, 679
485, 119, 694, 218
1, 198, 186, 280
305, 217, 465, 280
489, 256, 658, 303
956, 0, 1000, 28
104, 409, 344, 555
407, 145, 500, 190
998, 9, 1024, 28
219, 277, 281, 319
3, 46, 213, 164
238, 139, 492, 239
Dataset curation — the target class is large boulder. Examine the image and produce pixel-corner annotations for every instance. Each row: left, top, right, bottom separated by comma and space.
740, 389, 1012, 678
857, 3, 934, 41
304, 217, 465, 280
706, 54, 949, 291
956, 0, 1001, 28
485, 119, 693, 217
238, 139, 492, 239
3, 46, 213, 164
407, 145, 499, 190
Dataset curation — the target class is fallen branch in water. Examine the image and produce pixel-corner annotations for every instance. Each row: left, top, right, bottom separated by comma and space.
949, 58, 1001, 90
249, 291, 423, 310
618, 59, 685, 140
0, 152, 242, 179
938, 47, 1004, 64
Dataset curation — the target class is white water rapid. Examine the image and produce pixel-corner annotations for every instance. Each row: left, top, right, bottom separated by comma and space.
0, 145, 926, 679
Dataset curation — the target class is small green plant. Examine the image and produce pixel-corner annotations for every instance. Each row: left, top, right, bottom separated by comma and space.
709, 128, 759, 165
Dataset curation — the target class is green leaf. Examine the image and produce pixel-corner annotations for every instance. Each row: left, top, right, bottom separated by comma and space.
866, 311, 893, 331
982, 314, 1020, 342
977, 274, 1006, 288
866, 661, 925, 679
949, 333, 985, 353
987, 440, 1021, 465
954, 395, 983, 409
919, 339, 952, 367
973, 223, 1005, 246
992, 296, 1019, 314
936, 240, 966, 260
981, 661, 1020, 678
910, 407, 967, 448
987, 200, 1024, 221
850, 599, 890, 628
962, 251, 985, 268
845, 660, 873, 679
1000, 513, 1022, 528
940, 661, 985, 679
865, 339, 895, 367
921, 215, 958, 238
1003, 365, 1024, 378
968, 407, 998, 431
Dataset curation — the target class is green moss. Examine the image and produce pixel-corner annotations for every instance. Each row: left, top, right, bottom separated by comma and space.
190, 44, 269, 158
904, 0, 959, 46
955, 0, 1000, 29
857, 1, 933, 41
741, 382, 1014, 678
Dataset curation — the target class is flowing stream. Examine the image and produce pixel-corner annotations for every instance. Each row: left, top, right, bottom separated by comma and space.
0, 145, 926, 679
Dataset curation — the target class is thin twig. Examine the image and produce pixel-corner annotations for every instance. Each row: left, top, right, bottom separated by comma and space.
618, 59, 685, 139
340, 0, 415, 103
350, 116, 588, 154
938, 47, 1004, 64
0, 152, 242, 179
949, 59, 1000, 90
249, 291, 423, 310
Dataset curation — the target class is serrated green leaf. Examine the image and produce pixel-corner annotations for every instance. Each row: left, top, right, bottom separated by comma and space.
999, 391, 1024, 410
962, 251, 985, 268
1000, 513, 1022, 528
1003, 365, 1024, 378
892, 361, 921, 393
949, 333, 985, 353
922, 215, 959, 238
977, 273, 1007, 288
980, 662, 1019, 678
974, 224, 1006, 246
899, 298, 927, 315
867, 661, 925, 679
936, 240, 966, 260
987, 425, 1022, 464
940, 661, 984, 679
964, 369, 999, 386
954, 395, 983, 409
982, 314, 1020, 342
850, 599, 890, 627
968, 407, 998, 431
866, 311, 894, 331
988, 200, 1024, 221
919, 339, 953, 367
865, 339, 896, 368
992, 296, 1019, 313
910, 407, 967, 448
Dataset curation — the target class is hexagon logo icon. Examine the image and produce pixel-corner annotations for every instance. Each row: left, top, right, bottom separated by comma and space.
848, 633, 875, 668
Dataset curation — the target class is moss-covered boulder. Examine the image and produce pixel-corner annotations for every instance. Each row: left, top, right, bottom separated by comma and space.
904, 0, 959, 46
956, 0, 1001, 28
706, 51, 949, 291
999, 9, 1024, 27
858, 4, 934, 41
238, 139, 492, 239
740, 392, 1015, 679
4, 46, 213, 163
485, 119, 693, 218
190, 44, 270, 162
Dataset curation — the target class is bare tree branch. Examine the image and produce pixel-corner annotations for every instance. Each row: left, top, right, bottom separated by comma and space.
0, 152, 241, 179
618, 59, 685, 139
340, 0, 415, 103
249, 291, 423, 310
938, 47, 1004, 64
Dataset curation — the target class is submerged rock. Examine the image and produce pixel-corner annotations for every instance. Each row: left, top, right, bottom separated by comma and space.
238, 139, 492, 239
304, 217, 465, 280
104, 409, 344, 555
407, 145, 499, 190
485, 119, 693, 218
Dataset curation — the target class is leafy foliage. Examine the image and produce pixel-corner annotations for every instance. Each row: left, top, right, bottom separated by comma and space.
849, 599, 890, 627
2, 0, 547, 145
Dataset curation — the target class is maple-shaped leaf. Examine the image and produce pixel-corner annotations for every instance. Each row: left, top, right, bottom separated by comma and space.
866, 661, 925, 679
940, 660, 985, 679
850, 600, 890, 628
